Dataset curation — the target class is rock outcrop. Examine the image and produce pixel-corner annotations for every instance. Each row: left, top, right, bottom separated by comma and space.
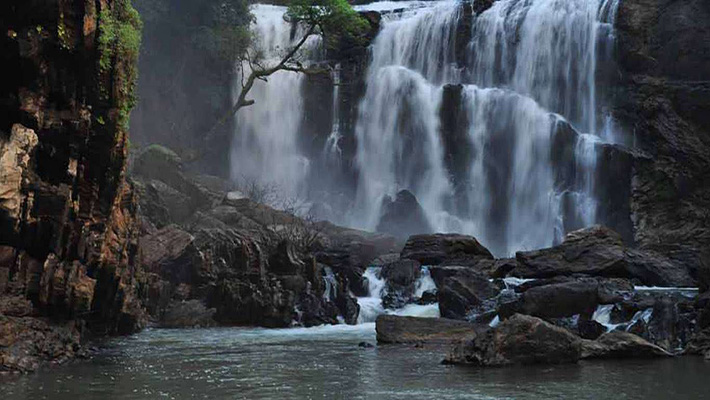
444, 314, 583, 366
1, 0, 146, 372
512, 226, 695, 287
401, 234, 494, 266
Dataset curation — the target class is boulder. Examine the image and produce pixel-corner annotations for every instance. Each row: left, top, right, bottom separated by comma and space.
401, 234, 493, 266
438, 270, 499, 320
503, 277, 633, 319
376, 190, 433, 240
376, 315, 480, 344
512, 226, 694, 287
160, 300, 217, 328
444, 314, 582, 366
139, 225, 201, 284
381, 259, 421, 309
581, 331, 672, 359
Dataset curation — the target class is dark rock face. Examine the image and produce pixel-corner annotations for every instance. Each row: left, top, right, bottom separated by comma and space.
376, 315, 479, 345
401, 234, 494, 266
438, 270, 499, 320
512, 226, 695, 287
376, 190, 433, 241
381, 259, 422, 309
581, 331, 671, 359
612, 0, 710, 277
0, 0, 146, 371
445, 314, 582, 366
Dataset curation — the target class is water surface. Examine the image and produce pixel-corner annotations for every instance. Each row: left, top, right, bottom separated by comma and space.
3, 324, 709, 399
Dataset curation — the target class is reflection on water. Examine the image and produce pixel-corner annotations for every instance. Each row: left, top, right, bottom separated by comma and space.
3, 325, 710, 399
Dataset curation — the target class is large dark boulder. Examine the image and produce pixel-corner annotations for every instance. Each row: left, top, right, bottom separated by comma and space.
512, 226, 695, 287
376, 315, 480, 344
376, 190, 433, 240
381, 259, 421, 309
438, 270, 499, 320
444, 314, 583, 367
612, 0, 710, 279
160, 300, 217, 328
401, 234, 493, 266
502, 277, 633, 319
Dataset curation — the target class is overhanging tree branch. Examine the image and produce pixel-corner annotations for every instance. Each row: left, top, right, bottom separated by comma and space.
204, 24, 319, 141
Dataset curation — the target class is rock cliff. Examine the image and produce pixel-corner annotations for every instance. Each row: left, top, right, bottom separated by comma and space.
0, 0, 145, 372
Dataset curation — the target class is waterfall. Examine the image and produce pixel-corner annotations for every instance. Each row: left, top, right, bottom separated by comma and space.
355, 266, 440, 324
230, 5, 319, 201
414, 266, 437, 298
357, 267, 387, 323
322, 266, 338, 302
323, 63, 342, 162
231, 0, 622, 257
469, 0, 618, 133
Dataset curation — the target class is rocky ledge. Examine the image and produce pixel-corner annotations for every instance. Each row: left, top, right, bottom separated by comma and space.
374, 224, 709, 366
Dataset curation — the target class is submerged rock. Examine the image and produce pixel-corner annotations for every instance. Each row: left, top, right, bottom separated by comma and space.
444, 314, 582, 366
376, 315, 480, 345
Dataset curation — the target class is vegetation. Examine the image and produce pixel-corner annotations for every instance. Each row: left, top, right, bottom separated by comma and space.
98, 0, 143, 131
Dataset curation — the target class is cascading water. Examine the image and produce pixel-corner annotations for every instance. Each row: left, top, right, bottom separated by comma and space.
356, 266, 441, 324
230, 5, 319, 200
232, 0, 622, 256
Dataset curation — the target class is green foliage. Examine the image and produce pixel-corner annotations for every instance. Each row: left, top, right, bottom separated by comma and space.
286, 0, 369, 46
98, 0, 143, 131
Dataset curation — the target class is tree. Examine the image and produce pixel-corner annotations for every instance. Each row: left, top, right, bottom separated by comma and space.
208, 0, 368, 133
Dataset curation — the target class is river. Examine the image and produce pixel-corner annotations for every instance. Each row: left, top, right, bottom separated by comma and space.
3, 324, 709, 399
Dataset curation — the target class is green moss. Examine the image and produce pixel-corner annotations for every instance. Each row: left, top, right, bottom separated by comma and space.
97, 0, 143, 131
58, 12, 71, 49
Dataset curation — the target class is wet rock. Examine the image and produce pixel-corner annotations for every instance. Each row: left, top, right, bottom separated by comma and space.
512, 226, 695, 287
268, 240, 306, 276
417, 290, 438, 305
376, 190, 433, 240
0, 315, 82, 373
401, 234, 493, 266
376, 315, 480, 344
504, 277, 633, 319
160, 300, 216, 328
336, 291, 360, 325
140, 225, 201, 284
581, 331, 672, 359
438, 270, 499, 320
298, 293, 340, 327
578, 320, 606, 340
444, 314, 582, 366
358, 341, 375, 348
381, 259, 421, 309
